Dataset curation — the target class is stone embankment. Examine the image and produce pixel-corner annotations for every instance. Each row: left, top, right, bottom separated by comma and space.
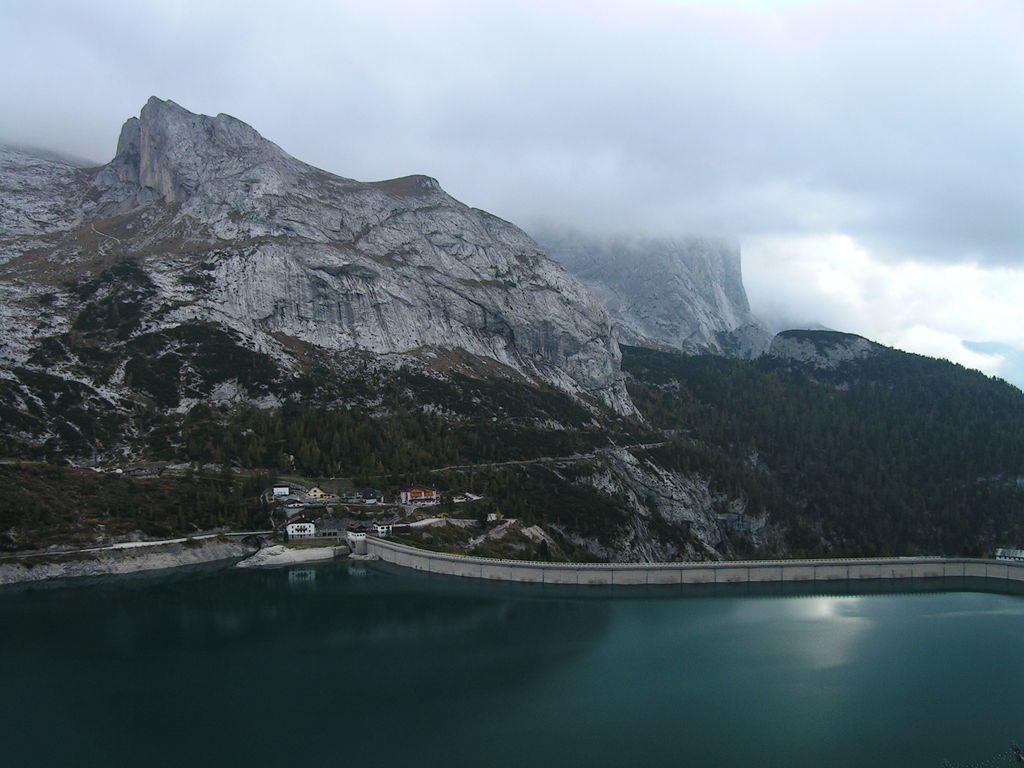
0, 537, 261, 586
235, 543, 347, 568
364, 536, 1024, 586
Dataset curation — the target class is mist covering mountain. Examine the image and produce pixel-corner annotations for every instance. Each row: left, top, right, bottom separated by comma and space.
532, 227, 771, 358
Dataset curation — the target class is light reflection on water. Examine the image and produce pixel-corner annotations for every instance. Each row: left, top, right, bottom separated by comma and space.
1, 563, 1022, 768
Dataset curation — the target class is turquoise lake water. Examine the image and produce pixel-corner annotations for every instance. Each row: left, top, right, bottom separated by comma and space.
2, 562, 1023, 767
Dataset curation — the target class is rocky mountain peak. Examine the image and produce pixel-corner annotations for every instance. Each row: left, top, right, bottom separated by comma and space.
92, 96, 293, 211
0, 98, 635, 418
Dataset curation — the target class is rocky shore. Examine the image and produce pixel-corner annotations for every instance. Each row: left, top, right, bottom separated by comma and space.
0, 536, 262, 586
234, 543, 345, 568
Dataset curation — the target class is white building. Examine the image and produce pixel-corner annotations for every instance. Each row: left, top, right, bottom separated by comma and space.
995, 548, 1024, 561
285, 520, 315, 539
272, 484, 291, 498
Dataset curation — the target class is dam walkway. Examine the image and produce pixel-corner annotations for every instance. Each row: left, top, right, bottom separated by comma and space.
359, 535, 1024, 587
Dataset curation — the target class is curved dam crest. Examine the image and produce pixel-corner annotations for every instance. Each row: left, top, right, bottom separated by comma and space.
361, 535, 1024, 586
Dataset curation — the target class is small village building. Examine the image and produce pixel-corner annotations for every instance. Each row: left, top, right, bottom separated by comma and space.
285, 517, 315, 539
272, 484, 291, 497
307, 487, 331, 500
995, 547, 1024, 561
361, 489, 385, 504
400, 486, 439, 505
372, 520, 412, 537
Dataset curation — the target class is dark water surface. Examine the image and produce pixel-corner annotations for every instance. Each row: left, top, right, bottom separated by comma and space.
2, 562, 1023, 768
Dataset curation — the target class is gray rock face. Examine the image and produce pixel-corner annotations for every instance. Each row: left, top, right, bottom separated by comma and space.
0, 145, 91, 240
565, 447, 777, 562
532, 228, 771, 358
0, 98, 632, 414
0, 538, 258, 586
767, 330, 882, 369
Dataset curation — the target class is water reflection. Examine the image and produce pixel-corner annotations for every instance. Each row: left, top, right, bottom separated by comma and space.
0, 560, 615, 680
2, 564, 1024, 768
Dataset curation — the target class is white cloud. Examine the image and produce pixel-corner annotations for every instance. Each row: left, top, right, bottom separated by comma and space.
887, 326, 1004, 376
744, 234, 1024, 377
0, 0, 1022, 385
1, 0, 1021, 263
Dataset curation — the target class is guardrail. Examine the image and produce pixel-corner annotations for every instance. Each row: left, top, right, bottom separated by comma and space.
363, 536, 1024, 586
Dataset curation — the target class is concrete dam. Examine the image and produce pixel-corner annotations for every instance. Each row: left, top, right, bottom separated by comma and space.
356, 535, 1024, 587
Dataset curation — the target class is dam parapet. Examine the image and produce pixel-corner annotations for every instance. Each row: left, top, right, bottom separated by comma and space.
363, 536, 1024, 587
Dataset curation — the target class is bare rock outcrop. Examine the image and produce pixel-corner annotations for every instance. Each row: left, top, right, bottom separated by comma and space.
0, 97, 633, 418
768, 329, 882, 369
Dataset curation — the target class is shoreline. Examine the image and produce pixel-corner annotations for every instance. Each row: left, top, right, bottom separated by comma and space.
0, 537, 262, 586
234, 543, 346, 568
0, 533, 354, 585
6, 530, 1024, 590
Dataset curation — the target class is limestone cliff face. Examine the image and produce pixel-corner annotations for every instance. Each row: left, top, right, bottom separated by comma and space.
767, 330, 882, 369
0, 98, 632, 414
0, 146, 92, 238
533, 228, 771, 358
565, 447, 777, 562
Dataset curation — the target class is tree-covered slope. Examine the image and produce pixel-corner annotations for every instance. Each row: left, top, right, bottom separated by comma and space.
623, 337, 1024, 557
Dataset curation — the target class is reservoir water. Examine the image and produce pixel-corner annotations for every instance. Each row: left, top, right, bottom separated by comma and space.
2, 561, 1023, 768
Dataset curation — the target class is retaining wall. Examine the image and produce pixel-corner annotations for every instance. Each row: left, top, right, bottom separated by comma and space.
364, 536, 1024, 587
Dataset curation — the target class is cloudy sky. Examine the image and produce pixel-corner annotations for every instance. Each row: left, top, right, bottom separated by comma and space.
2, 0, 1022, 383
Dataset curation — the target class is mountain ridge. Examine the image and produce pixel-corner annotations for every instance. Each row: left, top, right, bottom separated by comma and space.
0, 97, 635, 436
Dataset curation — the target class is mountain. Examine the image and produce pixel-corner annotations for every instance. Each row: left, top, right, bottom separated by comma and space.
0, 97, 633, 448
623, 333, 1024, 558
3, 99, 1022, 566
531, 227, 771, 358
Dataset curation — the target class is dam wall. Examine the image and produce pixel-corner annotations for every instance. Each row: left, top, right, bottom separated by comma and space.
363, 536, 1024, 586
